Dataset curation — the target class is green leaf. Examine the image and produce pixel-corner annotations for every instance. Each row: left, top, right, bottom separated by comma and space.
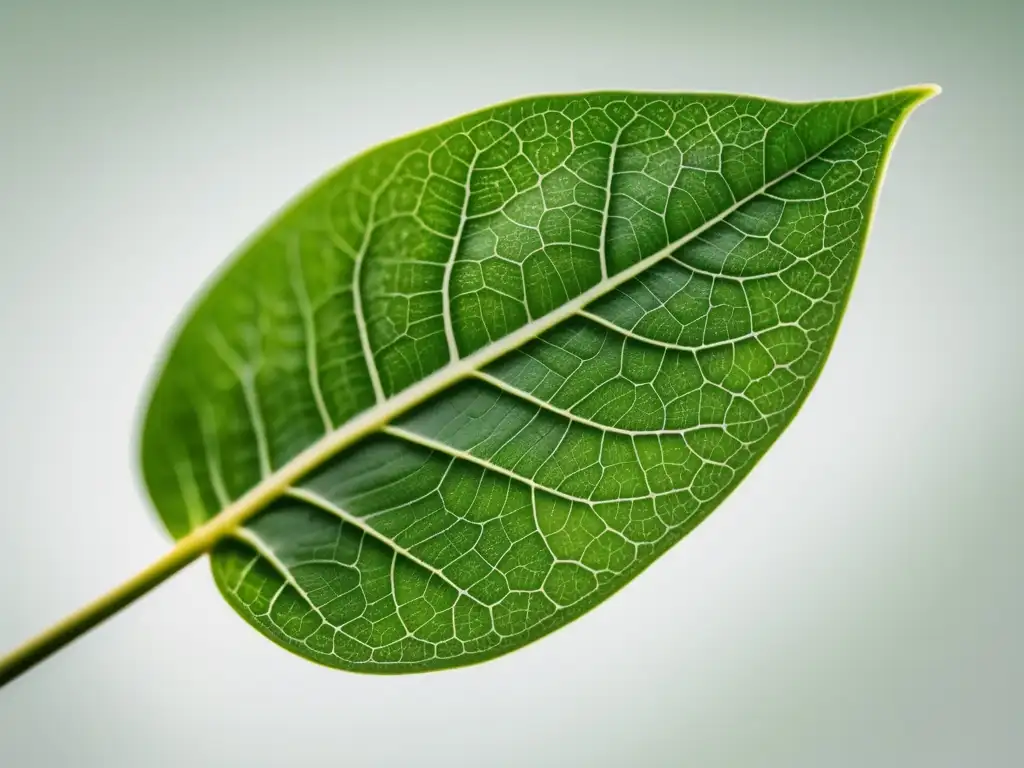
141, 87, 935, 673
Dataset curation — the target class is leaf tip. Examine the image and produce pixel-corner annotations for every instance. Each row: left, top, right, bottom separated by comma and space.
901, 83, 942, 105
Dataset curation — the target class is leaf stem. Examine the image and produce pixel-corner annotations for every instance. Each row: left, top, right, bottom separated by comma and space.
0, 377, 399, 688
0, 520, 223, 688
0, 455, 308, 688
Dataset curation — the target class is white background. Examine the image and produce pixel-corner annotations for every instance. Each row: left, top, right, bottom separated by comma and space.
1, 1, 1020, 765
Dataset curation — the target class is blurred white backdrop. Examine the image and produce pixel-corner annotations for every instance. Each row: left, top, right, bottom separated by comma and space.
0, 1, 1020, 765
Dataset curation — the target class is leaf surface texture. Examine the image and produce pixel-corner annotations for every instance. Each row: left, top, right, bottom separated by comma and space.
142, 88, 932, 671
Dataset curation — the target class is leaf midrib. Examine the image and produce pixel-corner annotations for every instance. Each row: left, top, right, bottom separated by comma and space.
194, 99, 903, 552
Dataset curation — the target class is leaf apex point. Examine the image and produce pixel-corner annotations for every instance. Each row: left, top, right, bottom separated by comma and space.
905, 83, 942, 102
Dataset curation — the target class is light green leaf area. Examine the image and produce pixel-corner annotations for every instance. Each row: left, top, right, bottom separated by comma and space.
142, 88, 933, 672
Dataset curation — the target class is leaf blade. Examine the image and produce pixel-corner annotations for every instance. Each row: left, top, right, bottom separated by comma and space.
142, 86, 936, 672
